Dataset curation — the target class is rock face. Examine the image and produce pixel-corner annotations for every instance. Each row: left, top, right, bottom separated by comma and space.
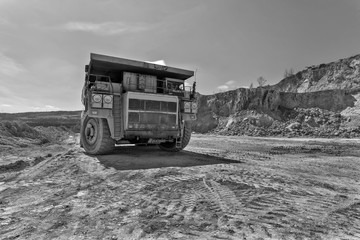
273, 54, 360, 92
279, 89, 358, 111
193, 54, 360, 137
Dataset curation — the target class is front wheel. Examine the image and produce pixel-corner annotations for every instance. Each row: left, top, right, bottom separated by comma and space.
159, 122, 192, 152
80, 117, 115, 155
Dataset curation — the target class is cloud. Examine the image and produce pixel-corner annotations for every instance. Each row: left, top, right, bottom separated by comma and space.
0, 17, 10, 25
217, 85, 229, 91
0, 0, 12, 6
1, 104, 12, 107
30, 105, 62, 112
0, 85, 14, 97
0, 52, 25, 76
216, 80, 238, 91
61, 21, 153, 35
225, 80, 236, 85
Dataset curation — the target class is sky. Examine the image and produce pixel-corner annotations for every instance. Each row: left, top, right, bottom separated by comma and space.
0, 0, 360, 113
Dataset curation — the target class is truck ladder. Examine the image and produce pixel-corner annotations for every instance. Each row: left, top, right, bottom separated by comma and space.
175, 120, 185, 148
175, 137, 182, 148
113, 95, 123, 139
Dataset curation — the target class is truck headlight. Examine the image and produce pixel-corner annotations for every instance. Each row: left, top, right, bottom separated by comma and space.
92, 94, 102, 103
184, 102, 191, 113
102, 95, 113, 109
191, 102, 198, 113
103, 95, 113, 104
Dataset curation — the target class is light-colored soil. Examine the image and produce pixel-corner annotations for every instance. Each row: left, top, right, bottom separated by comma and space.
1, 134, 360, 240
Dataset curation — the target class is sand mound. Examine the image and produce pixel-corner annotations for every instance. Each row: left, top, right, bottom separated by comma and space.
0, 121, 70, 147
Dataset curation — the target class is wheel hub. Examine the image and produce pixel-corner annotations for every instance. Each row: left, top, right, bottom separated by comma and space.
84, 120, 98, 145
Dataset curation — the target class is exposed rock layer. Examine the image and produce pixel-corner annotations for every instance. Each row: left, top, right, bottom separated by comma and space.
193, 54, 360, 136
273, 54, 360, 92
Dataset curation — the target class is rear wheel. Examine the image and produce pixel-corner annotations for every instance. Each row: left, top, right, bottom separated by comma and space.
159, 121, 192, 152
81, 117, 115, 155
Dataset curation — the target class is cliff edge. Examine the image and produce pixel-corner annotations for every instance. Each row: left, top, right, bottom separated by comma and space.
193, 54, 360, 137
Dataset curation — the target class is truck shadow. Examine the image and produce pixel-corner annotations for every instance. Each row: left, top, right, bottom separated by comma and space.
95, 145, 242, 171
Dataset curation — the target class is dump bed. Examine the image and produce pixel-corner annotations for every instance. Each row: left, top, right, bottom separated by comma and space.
89, 53, 194, 80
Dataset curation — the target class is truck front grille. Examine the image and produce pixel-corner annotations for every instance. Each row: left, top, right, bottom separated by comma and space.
125, 94, 178, 131
129, 112, 176, 125
129, 99, 177, 112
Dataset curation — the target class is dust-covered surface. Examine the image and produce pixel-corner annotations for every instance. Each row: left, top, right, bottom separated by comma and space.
1, 134, 360, 240
0, 111, 81, 132
0, 121, 73, 149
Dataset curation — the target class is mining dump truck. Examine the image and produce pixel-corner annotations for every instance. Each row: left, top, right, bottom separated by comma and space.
80, 53, 197, 155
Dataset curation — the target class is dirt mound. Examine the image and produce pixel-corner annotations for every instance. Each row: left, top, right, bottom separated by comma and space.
35, 126, 72, 142
208, 108, 360, 138
0, 121, 70, 147
0, 160, 29, 173
0, 121, 43, 138
0, 110, 81, 133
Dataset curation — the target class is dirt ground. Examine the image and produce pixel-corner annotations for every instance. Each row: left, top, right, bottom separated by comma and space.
1, 134, 360, 240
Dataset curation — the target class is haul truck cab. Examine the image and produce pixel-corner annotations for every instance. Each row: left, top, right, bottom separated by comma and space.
80, 53, 197, 155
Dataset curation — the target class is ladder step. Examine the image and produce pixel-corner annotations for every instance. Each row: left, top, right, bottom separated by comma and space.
113, 95, 122, 138
176, 138, 182, 148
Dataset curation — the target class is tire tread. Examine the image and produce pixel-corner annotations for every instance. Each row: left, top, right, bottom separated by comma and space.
81, 117, 115, 155
95, 119, 115, 155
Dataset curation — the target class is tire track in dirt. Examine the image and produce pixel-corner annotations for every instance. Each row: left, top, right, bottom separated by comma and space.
131, 162, 360, 239
2, 136, 360, 239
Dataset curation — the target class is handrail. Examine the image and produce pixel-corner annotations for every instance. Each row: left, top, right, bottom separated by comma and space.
87, 73, 194, 99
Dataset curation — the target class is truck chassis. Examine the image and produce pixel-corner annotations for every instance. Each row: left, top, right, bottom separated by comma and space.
80, 53, 197, 154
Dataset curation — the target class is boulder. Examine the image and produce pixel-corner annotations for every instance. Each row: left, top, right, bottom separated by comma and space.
286, 122, 301, 131
304, 116, 319, 127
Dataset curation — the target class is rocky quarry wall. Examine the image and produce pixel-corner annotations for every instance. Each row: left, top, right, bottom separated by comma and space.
273, 54, 360, 92
193, 54, 360, 138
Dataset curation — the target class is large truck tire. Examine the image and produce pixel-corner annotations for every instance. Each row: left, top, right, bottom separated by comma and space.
159, 121, 192, 152
81, 117, 115, 155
